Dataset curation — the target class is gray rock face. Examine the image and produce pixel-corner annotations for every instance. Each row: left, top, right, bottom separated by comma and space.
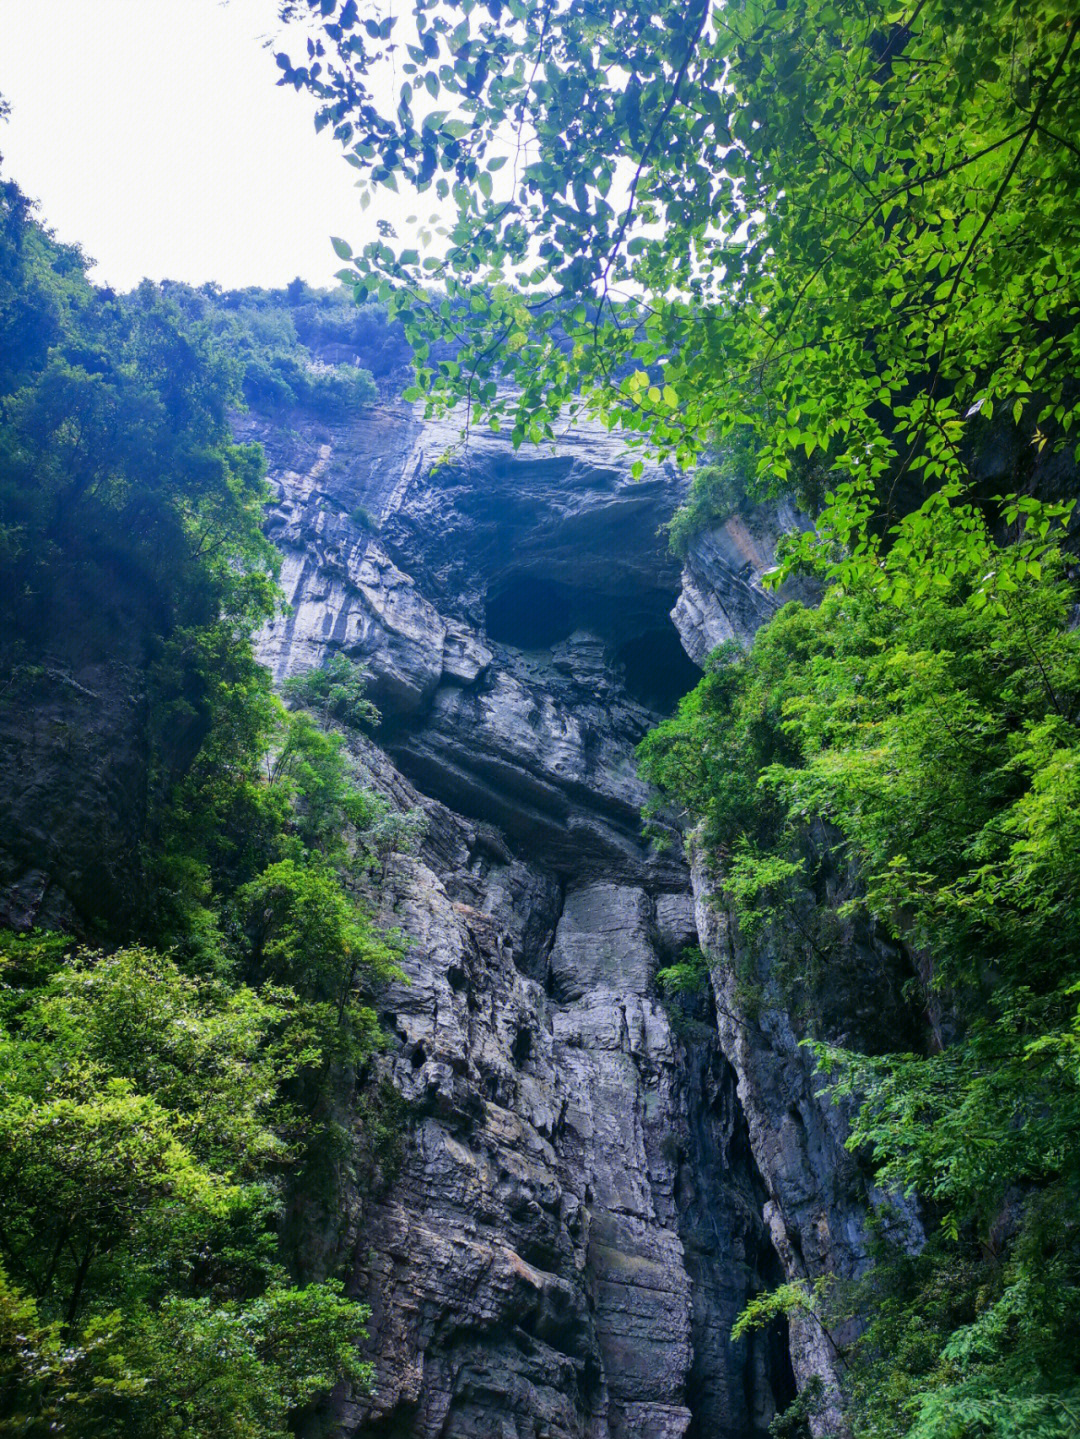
0, 653, 146, 933
691, 845, 924, 1435
245, 402, 799, 1436
311, 737, 791, 1439
248, 404, 698, 886
0, 378, 911, 1434
671, 501, 819, 663
0, 568, 155, 934
548, 884, 656, 1001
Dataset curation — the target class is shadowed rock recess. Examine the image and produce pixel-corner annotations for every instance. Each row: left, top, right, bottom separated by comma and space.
228, 400, 874, 1438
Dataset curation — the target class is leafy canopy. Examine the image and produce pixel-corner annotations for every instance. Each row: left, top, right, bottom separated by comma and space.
640, 542, 1080, 1435
0, 177, 278, 639
0, 178, 417, 1434
161, 280, 381, 416
280, 0, 1079, 571
0, 935, 373, 1438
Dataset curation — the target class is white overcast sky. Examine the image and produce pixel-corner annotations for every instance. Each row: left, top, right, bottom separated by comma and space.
0, 0, 403, 291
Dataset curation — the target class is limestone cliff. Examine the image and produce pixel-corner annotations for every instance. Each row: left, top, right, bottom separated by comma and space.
236, 398, 908, 1438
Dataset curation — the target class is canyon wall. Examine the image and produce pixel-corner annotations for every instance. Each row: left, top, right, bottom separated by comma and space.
239, 400, 913, 1437
0, 390, 918, 1435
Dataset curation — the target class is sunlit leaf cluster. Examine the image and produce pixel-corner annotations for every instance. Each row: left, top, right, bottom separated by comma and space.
281, 0, 1078, 555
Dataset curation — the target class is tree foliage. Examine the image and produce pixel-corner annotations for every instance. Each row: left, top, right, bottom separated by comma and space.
0, 180, 416, 1433
285, 652, 381, 730
0, 178, 277, 649
0, 935, 373, 1437
270, 13, 1080, 1421
160, 281, 381, 417
280, 0, 1078, 567
640, 536, 1080, 1434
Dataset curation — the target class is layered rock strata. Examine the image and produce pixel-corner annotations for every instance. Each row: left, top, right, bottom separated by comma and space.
245, 404, 802, 1435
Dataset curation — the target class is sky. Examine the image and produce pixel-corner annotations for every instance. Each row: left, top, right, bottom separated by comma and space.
0, 0, 403, 291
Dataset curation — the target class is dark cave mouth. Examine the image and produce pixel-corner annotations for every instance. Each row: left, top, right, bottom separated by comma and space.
615, 628, 701, 714
484, 572, 591, 651
484, 572, 701, 715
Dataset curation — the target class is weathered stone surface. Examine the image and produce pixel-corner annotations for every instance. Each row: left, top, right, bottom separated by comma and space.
246, 404, 699, 885
671, 501, 819, 663
548, 884, 656, 1001
381, 644, 679, 885
339, 831, 734, 1435
243, 402, 797, 1437
0, 655, 145, 932
692, 847, 924, 1435
654, 892, 698, 958
306, 723, 793, 1438
0, 324, 1053, 1439
0, 563, 155, 935
0, 384, 882, 1437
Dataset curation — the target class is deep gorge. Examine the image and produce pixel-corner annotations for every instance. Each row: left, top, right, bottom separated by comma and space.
5, 6, 1080, 1412
1, 382, 893, 1436
236, 398, 899, 1436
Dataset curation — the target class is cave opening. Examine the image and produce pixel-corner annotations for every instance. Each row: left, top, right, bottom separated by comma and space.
511, 1025, 533, 1067
485, 572, 588, 650
485, 571, 702, 714
616, 628, 702, 714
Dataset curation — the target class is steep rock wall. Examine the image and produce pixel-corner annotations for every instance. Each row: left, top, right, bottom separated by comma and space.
671, 513, 926, 1434
243, 403, 799, 1436
0, 563, 161, 934
670, 501, 819, 663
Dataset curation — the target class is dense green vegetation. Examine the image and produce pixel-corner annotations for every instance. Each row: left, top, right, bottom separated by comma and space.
0, 935, 368, 1437
281, 0, 1078, 583
159, 281, 386, 418
4, 0, 1080, 1427
0, 178, 410, 1435
155, 275, 424, 422
640, 519, 1080, 1435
